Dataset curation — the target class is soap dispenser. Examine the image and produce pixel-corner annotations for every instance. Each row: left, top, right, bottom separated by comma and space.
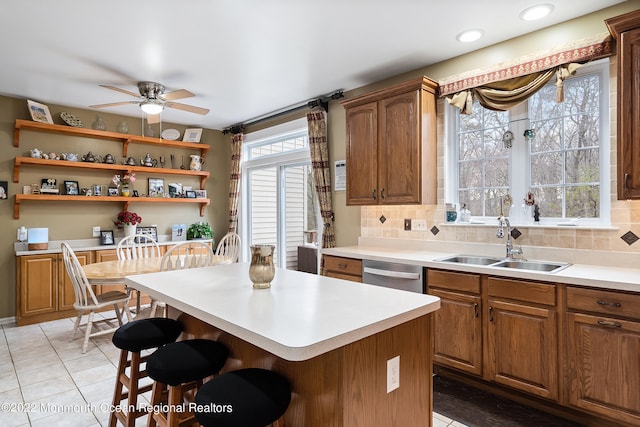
460, 204, 471, 223
17, 226, 27, 242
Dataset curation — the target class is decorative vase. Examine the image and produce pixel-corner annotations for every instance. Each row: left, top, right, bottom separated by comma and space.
144, 123, 154, 137
124, 224, 136, 238
116, 121, 129, 134
249, 245, 275, 289
120, 184, 130, 197
91, 115, 106, 131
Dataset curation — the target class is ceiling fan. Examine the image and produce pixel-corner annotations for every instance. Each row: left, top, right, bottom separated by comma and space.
89, 81, 209, 124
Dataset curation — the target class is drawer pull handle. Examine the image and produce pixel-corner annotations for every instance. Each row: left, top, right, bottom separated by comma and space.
381, 188, 385, 200
338, 263, 348, 269
473, 303, 479, 318
597, 300, 621, 308
597, 320, 622, 328
488, 306, 494, 322
624, 173, 630, 190
372, 189, 377, 200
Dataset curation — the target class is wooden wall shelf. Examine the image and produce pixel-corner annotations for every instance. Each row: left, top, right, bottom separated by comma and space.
13, 194, 210, 219
14, 119, 210, 157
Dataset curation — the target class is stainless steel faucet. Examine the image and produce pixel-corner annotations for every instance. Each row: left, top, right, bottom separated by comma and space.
496, 216, 523, 259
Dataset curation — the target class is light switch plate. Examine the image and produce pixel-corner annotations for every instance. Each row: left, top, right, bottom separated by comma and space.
403, 219, 411, 231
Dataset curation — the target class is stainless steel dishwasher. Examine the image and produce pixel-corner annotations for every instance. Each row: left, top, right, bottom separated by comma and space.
362, 259, 424, 293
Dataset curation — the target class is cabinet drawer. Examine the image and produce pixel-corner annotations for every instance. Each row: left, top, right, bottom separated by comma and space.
323, 256, 362, 277
567, 286, 640, 320
427, 269, 480, 294
487, 277, 556, 306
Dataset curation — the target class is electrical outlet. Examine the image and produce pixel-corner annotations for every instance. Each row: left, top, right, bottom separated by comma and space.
92, 226, 101, 237
403, 218, 411, 231
412, 219, 427, 231
387, 355, 400, 392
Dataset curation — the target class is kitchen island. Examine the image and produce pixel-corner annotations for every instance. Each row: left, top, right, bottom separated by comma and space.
124, 262, 440, 426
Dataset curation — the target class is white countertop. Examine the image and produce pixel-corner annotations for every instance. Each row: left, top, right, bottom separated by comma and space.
124, 262, 440, 361
323, 243, 640, 293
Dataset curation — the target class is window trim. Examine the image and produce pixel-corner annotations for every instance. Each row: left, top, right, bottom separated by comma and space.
445, 59, 610, 227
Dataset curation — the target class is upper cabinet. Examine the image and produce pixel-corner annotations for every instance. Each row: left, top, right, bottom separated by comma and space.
341, 76, 437, 205
606, 10, 640, 199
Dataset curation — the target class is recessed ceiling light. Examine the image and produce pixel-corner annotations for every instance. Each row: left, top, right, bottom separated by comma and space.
456, 29, 484, 43
520, 4, 554, 21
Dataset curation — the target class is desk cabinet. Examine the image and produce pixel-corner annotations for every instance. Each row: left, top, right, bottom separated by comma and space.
17, 251, 92, 325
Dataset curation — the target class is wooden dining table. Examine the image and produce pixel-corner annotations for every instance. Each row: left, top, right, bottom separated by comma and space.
82, 255, 229, 315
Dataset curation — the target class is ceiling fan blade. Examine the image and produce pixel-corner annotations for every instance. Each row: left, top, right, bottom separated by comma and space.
89, 101, 139, 108
165, 101, 209, 115
99, 84, 141, 98
147, 113, 161, 124
160, 89, 194, 101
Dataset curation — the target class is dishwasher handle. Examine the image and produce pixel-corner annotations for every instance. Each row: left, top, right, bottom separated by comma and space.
363, 266, 421, 280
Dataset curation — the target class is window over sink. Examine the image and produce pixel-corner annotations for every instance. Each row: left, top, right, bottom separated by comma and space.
446, 59, 610, 226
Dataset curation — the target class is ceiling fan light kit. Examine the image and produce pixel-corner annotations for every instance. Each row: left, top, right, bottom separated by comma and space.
140, 100, 164, 115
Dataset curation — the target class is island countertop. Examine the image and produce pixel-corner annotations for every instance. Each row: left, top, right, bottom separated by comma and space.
124, 262, 440, 361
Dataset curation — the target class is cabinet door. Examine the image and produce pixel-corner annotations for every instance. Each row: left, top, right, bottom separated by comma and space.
58, 251, 92, 311
19, 255, 57, 317
346, 102, 378, 205
486, 299, 558, 400
378, 90, 421, 204
430, 288, 482, 375
567, 312, 640, 425
617, 26, 640, 199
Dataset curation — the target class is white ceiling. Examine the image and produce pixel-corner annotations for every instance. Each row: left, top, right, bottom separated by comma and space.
0, 0, 624, 130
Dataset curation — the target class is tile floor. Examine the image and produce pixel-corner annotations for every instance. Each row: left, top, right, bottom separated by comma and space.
0, 313, 462, 427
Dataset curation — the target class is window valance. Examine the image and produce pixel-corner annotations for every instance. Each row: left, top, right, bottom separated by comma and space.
439, 32, 613, 114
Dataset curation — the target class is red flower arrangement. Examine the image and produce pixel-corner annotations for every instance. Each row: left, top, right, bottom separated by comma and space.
113, 211, 142, 227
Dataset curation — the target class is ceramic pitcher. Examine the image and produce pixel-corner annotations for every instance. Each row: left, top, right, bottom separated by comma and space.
189, 155, 204, 171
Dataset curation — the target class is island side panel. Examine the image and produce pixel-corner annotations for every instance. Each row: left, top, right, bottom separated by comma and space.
343, 314, 432, 427
172, 309, 433, 427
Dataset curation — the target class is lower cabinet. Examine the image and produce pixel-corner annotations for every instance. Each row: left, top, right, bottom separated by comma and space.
566, 286, 640, 425
17, 251, 92, 325
427, 270, 559, 401
322, 255, 362, 282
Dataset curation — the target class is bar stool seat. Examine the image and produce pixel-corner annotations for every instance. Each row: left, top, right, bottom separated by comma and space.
194, 368, 291, 427
147, 339, 229, 427
109, 317, 183, 427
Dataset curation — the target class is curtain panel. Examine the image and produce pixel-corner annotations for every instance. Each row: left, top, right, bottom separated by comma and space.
227, 132, 244, 234
440, 32, 613, 114
306, 108, 336, 250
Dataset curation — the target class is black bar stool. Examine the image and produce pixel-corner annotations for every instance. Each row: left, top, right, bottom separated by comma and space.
147, 339, 229, 427
109, 317, 183, 427
194, 368, 291, 427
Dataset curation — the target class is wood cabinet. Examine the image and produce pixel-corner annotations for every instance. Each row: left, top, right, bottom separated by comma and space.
341, 76, 437, 205
486, 277, 558, 400
12, 119, 210, 218
566, 286, 640, 425
427, 269, 483, 375
322, 255, 362, 282
16, 250, 92, 325
606, 10, 640, 199
427, 270, 559, 401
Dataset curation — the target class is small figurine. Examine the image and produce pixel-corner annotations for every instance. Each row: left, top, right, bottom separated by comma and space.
30, 148, 42, 158
533, 204, 540, 223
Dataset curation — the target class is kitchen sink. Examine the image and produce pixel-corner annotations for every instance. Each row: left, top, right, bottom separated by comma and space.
491, 260, 570, 273
436, 255, 571, 273
436, 255, 502, 266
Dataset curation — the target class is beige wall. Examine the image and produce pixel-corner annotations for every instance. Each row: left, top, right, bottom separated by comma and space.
330, 1, 640, 256
1, 96, 230, 318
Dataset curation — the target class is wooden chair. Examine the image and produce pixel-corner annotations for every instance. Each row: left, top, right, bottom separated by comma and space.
116, 234, 161, 314
61, 242, 133, 354
215, 232, 241, 263
150, 241, 214, 317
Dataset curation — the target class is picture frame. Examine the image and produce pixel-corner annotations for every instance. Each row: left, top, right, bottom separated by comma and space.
132, 189, 139, 197
92, 184, 102, 196
107, 187, 119, 196
135, 226, 158, 243
182, 128, 203, 143
27, 100, 54, 124
194, 189, 207, 199
40, 178, 58, 194
168, 182, 182, 198
63, 180, 79, 195
0, 181, 7, 200
185, 190, 197, 198
148, 178, 165, 197
100, 230, 115, 245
